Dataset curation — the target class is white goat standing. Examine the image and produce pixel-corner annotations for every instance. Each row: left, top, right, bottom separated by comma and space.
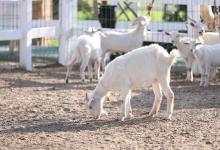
99, 16, 151, 68
187, 18, 219, 77
65, 31, 102, 83
188, 18, 220, 44
165, 31, 196, 81
193, 42, 220, 87
85, 44, 178, 121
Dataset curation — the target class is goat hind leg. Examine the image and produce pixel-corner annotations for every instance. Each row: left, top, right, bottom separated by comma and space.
160, 80, 174, 120
80, 57, 90, 83
149, 82, 163, 117
88, 62, 93, 82
65, 63, 74, 84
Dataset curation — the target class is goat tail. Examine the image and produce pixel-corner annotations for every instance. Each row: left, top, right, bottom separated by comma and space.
168, 49, 179, 65
66, 39, 81, 66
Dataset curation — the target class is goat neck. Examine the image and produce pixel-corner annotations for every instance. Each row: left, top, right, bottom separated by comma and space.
92, 80, 108, 101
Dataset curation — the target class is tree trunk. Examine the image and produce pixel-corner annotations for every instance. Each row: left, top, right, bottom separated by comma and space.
93, 0, 98, 19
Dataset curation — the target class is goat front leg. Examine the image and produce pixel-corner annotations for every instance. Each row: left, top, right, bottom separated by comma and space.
186, 68, 193, 82
185, 58, 194, 81
119, 89, 130, 121
126, 90, 133, 118
204, 65, 211, 87
200, 64, 206, 86
209, 67, 216, 80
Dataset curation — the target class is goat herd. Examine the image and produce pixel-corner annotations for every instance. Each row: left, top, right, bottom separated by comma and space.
64, 16, 219, 121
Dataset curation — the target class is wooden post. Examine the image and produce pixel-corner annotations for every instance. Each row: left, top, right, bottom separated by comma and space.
19, 0, 32, 71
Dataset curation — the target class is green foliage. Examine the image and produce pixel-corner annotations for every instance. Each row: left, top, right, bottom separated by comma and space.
76, 1, 186, 22
163, 4, 187, 22
53, 0, 59, 19
51, 40, 59, 47
78, 0, 93, 20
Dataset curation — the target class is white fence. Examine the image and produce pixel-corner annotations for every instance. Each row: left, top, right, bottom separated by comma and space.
0, 0, 219, 71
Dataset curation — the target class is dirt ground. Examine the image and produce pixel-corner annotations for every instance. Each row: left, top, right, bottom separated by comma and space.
0, 66, 219, 150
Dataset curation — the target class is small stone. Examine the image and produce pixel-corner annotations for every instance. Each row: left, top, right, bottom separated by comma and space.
19, 137, 28, 140
63, 108, 70, 112
206, 141, 212, 145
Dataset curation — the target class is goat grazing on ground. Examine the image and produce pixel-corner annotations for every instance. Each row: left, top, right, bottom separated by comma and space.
85, 44, 178, 121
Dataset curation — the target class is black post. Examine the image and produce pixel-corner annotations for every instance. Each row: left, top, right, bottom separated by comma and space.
98, 2, 116, 28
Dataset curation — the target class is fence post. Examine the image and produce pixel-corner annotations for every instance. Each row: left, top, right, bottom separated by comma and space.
59, 0, 77, 66
19, 0, 32, 71
187, 1, 200, 38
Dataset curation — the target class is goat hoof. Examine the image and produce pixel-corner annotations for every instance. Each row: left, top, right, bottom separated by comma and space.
148, 110, 157, 117
120, 117, 125, 122
119, 114, 126, 121
65, 79, 69, 84
128, 113, 133, 118
101, 111, 108, 117
148, 114, 155, 118
204, 84, 209, 87
168, 114, 172, 120
82, 79, 88, 83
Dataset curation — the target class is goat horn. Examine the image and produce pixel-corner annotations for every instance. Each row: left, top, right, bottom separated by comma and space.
164, 32, 171, 36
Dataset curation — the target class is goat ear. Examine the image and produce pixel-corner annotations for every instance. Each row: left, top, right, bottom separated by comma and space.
195, 42, 202, 46
165, 32, 171, 36
183, 41, 190, 45
188, 17, 197, 23
190, 22, 196, 27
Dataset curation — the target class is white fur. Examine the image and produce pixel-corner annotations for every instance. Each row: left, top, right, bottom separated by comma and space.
86, 44, 178, 121
99, 16, 151, 68
187, 20, 219, 77
165, 31, 197, 81
193, 43, 220, 87
188, 20, 220, 44
65, 31, 102, 83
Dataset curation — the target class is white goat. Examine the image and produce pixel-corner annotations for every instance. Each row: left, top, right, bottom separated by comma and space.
99, 16, 151, 68
187, 18, 219, 77
85, 44, 178, 121
193, 42, 220, 87
65, 31, 102, 83
188, 18, 220, 44
165, 31, 196, 81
